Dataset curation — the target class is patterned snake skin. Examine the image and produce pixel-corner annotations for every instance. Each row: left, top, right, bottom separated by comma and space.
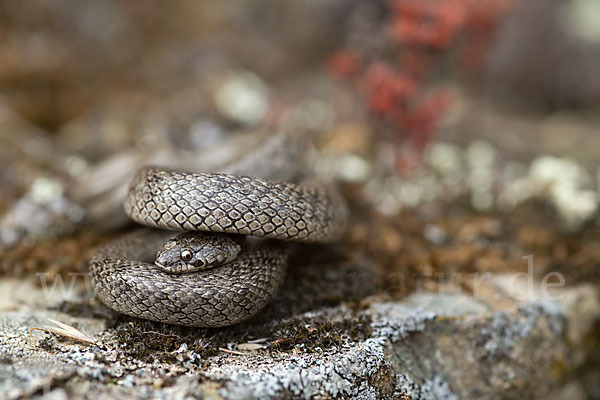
90, 165, 347, 327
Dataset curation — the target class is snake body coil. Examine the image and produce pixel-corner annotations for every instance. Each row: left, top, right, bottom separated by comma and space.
90, 166, 347, 327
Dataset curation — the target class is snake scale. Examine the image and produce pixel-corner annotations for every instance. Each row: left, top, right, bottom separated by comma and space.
90, 147, 348, 327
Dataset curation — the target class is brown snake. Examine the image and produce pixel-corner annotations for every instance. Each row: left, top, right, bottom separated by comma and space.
90, 161, 347, 327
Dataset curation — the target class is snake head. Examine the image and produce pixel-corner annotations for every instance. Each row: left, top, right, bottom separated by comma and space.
155, 232, 242, 273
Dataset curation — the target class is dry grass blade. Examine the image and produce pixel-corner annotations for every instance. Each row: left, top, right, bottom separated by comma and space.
30, 318, 96, 345
236, 343, 266, 351
219, 347, 245, 355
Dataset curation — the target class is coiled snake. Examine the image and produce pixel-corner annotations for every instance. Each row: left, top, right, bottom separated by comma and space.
90, 154, 347, 327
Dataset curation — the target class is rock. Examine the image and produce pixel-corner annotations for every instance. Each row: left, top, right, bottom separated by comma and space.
0, 276, 597, 399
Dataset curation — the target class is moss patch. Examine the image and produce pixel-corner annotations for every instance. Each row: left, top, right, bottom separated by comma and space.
110, 312, 372, 364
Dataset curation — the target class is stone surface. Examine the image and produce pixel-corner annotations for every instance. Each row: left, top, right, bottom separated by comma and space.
0, 275, 597, 399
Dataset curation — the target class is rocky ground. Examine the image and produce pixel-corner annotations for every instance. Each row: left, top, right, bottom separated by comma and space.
0, 255, 598, 399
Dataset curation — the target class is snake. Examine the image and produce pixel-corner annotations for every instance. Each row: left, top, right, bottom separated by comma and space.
89, 155, 348, 327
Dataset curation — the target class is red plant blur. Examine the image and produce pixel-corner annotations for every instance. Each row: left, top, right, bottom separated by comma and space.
328, 0, 516, 171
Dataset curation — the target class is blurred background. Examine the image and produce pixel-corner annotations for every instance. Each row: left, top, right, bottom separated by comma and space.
2, 0, 600, 294
3, 0, 600, 300
1, 0, 600, 396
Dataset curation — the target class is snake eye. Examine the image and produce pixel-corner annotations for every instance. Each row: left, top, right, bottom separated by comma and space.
180, 249, 193, 262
